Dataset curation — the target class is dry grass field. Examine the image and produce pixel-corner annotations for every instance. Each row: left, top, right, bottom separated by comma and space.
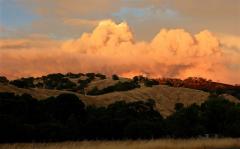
1, 82, 239, 117
1, 138, 240, 149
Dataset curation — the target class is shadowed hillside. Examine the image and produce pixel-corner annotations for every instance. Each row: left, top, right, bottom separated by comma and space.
0, 92, 240, 142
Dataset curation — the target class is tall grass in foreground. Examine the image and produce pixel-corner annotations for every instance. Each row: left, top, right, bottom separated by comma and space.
1, 138, 240, 149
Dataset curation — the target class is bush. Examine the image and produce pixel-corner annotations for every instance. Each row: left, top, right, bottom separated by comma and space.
86, 73, 95, 81
0, 76, 9, 84
166, 104, 204, 138
95, 73, 106, 80
144, 79, 159, 87
10, 77, 35, 88
124, 121, 161, 139
114, 81, 140, 91
200, 95, 236, 135
87, 81, 140, 95
41, 93, 85, 123
56, 78, 76, 90
1, 92, 240, 142
112, 74, 119, 80
174, 103, 184, 111
46, 73, 65, 79
43, 75, 76, 90
65, 73, 83, 78
77, 78, 91, 90
133, 76, 139, 82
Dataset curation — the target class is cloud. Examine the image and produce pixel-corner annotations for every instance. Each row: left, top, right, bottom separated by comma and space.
0, 20, 239, 84
218, 34, 240, 51
3, 0, 236, 41
63, 19, 100, 27
0, 35, 60, 50
62, 20, 134, 53
20, 0, 124, 17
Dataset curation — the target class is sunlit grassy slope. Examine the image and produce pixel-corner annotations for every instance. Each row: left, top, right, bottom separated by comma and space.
1, 138, 240, 149
0, 76, 239, 117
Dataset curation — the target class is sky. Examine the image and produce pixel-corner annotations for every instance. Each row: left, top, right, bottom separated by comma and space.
0, 0, 240, 84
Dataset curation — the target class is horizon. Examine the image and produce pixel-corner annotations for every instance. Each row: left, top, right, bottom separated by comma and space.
1, 71, 239, 86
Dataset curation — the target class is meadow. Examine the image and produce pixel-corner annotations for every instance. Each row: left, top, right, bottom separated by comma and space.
1, 138, 240, 149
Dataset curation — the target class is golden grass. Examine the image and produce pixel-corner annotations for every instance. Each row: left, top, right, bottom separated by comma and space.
1, 82, 239, 117
86, 78, 130, 91
1, 138, 240, 149
94, 85, 211, 116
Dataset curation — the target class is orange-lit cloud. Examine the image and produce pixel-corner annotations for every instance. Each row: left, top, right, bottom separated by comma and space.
0, 35, 60, 50
0, 20, 240, 84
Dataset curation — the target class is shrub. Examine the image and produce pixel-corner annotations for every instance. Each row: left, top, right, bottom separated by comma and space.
77, 78, 91, 90
87, 81, 140, 95
46, 73, 64, 79
112, 74, 119, 80
65, 72, 83, 78
124, 121, 161, 139
95, 73, 106, 80
56, 78, 76, 90
43, 75, 76, 90
10, 77, 35, 88
86, 73, 95, 81
166, 104, 204, 138
0, 76, 9, 84
144, 79, 159, 87
133, 76, 139, 82
0, 92, 240, 142
114, 81, 140, 91
175, 103, 184, 111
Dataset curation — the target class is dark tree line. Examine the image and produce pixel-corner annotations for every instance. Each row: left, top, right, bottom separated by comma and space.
133, 76, 159, 87
0, 92, 240, 142
4, 74, 240, 100
6, 73, 107, 93
158, 77, 240, 100
87, 81, 140, 95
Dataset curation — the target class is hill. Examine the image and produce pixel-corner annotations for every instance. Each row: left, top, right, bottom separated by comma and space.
0, 73, 239, 117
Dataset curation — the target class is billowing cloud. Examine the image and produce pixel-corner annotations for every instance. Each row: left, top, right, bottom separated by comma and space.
218, 34, 240, 51
0, 20, 239, 84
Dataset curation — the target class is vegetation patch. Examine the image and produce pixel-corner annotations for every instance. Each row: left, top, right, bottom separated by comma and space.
0, 92, 240, 142
87, 80, 140, 95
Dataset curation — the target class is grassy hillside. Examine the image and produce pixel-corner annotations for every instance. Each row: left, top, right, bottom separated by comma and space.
1, 73, 239, 117
1, 83, 240, 141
